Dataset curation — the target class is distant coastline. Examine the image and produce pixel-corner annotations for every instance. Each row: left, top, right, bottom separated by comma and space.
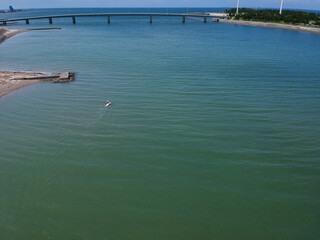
0, 10, 26, 14
0, 5, 27, 14
219, 19, 320, 34
221, 8, 320, 34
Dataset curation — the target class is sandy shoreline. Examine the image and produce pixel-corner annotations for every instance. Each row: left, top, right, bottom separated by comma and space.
0, 71, 76, 98
0, 27, 30, 44
0, 27, 61, 44
0, 28, 37, 98
0, 27, 74, 98
219, 19, 320, 34
0, 71, 42, 98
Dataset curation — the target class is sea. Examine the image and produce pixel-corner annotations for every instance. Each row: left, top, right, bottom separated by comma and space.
0, 8, 320, 240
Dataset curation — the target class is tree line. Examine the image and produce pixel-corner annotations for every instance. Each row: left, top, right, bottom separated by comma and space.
225, 8, 320, 26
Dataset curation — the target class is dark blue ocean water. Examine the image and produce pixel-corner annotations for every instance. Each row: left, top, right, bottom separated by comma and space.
0, 8, 320, 240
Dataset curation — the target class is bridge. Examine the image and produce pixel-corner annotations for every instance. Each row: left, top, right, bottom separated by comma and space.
0, 13, 227, 25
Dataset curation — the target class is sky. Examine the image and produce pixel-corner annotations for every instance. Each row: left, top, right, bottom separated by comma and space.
0, 0, 319, 10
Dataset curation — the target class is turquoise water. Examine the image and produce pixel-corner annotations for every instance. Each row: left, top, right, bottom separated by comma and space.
1, 8, 320, 239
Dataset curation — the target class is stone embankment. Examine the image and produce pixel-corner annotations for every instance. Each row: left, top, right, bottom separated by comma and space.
18, 72, 75, 83
220, 19, 320, 34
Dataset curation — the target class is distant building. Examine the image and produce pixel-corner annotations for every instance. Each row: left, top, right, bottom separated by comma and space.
9, 6, 14, 12
207, 13, 229, 18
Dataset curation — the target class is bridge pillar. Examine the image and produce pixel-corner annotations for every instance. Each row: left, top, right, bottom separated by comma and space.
204, 17, 207, 23
26, 19, 29, 24
150, 16, 152, 24
182, 16, 185, 23
108, 16, 110, 24
72, 16, 76, 24
49, 18, 53, 24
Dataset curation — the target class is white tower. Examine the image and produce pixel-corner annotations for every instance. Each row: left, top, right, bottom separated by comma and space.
280, 0, 284, 14
236, 0, 240, 14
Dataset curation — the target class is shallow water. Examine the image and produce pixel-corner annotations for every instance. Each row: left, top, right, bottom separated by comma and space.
0, 8, 320, 240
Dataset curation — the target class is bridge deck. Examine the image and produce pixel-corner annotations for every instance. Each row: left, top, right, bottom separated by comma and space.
0, 13, 225, 24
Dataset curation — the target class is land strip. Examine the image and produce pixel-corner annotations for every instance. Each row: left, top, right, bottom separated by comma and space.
0, 71, 75, 98
220, 19, 320, 34
0, 27, 75, 99
0, 27, 61, 44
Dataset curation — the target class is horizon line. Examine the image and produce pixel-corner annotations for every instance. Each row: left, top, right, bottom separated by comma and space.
1, 7, 319, 11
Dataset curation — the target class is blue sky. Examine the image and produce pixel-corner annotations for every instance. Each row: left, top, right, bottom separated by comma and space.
1, 0, 319, 10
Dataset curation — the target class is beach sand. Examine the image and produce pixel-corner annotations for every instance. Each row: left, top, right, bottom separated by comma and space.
0, 27, 30, 44
0, 71, 75, 98
0, 71, 48, 98
0, 27, 74, 98
0, 29, 44, 98
0, 27, 61, 44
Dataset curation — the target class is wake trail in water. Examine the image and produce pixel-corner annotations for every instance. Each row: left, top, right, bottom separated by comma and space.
87, 105, 112, 156
93, 106, 108, 126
